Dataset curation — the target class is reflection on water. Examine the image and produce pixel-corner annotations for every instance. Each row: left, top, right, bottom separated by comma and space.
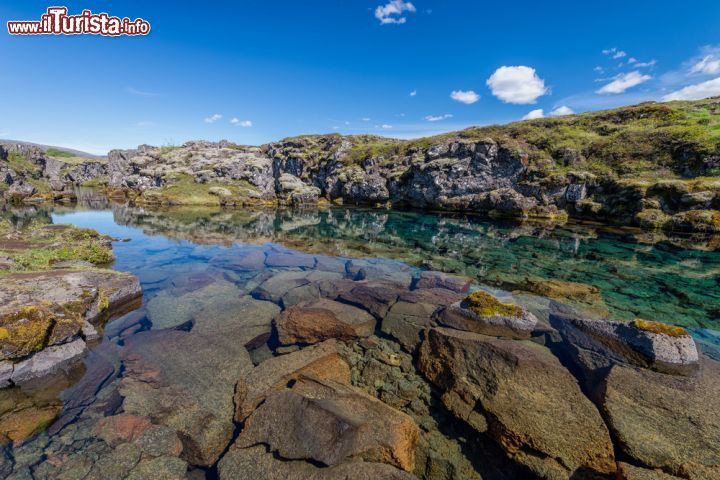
0, 195, 718, 477
100, 203, 720, 328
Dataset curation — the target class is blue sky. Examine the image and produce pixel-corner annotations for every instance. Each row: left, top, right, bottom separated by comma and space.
1, 1, 719, 154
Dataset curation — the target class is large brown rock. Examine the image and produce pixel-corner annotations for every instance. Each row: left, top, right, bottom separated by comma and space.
218, 444, 418, 480
276, 298, 376, 345
234, 340, 351, 422
419, 327, 615, 479
415, 271, 472, 293
598, 359, 720, 478
235, 375, 419, 472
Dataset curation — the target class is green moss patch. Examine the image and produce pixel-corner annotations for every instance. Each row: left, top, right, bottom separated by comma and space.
633, 319, 689, 337
0, 222, 114, 274
462, 290, 524, 317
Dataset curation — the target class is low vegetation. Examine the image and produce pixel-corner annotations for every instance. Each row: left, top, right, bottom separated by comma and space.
0, 220, 114, 274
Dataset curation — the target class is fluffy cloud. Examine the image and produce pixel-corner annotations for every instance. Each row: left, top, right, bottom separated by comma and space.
230, 118, 252, 127
375, 1, 416, 25
486, 66, 548, 104
450, 90, 480, 104
381, 124, 393, 129
690, 55, 720, 75
204, 114, 222, 123
424, 114, 453, 122
522, 109, 544, 120
549, 106, 574, 116
662, 77, 720, 101
596, 71, 652, 94
410, 90, 417, 96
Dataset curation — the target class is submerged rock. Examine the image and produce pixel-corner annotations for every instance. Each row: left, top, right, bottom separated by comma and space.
235, 375, 419, 472
437, 290, 537, 339
419, 327, 615, 479
276, 298, 376, 345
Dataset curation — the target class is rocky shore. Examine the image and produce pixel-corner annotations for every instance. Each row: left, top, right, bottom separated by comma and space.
0, 216, 141, 444
0, 238, 716, 480
4, 99, 720, 232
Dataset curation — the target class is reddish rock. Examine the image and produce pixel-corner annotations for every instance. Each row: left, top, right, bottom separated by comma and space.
236, 375, 419, 472
276, 298, 376, 345
234, 340, 351, 422
95, 414, 152, 447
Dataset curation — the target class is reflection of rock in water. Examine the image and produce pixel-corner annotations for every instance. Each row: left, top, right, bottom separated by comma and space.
103, 205, 720, 328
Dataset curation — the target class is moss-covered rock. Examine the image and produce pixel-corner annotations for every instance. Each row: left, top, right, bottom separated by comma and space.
461, 290, 524, 317
635, 209, 671, 229
668, 209, 720, 233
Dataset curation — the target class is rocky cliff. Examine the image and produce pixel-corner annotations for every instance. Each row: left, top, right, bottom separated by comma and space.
5, 98, 720, 232
105, 98, 720, 232
0, 141, 106, 204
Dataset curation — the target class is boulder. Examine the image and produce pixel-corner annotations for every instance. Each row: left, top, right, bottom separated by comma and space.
436, 291, 537, 339
550, 314, 700, 377
419, 327, 615, 479
218, 444, 418, 480
598, 360, 720, 478
235, 375, 419, 472
276, 298, 376, 345
234, 340, 351, 422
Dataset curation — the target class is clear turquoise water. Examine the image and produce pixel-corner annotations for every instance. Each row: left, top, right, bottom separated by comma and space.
50, 204, 720, 351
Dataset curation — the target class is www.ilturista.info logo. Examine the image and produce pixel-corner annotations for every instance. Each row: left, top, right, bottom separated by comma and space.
7, 7, 150, 36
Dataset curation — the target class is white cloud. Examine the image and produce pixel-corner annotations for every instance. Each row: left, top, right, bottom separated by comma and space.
362, 117, 371, 121
381, 124, 393, 129
450, 89, 480, 104
628, 57, 637, 64
613, 51, 626, 59
635, 60, 657, 68
593, 66, 604, 74
522, 109, 544, 120
409, 90, 417, 96
424, 114, 453, 122
549, 106, 574, 116
204, 113, 223, 123
375, 0, 416, 25
690, 55, 720, 75
486, 66, 548, 104
230, 118, 253, 127
662, 77, 720, 101
596, 71, 652, 94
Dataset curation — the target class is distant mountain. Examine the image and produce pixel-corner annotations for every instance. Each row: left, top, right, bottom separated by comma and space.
0, 139, 105, 160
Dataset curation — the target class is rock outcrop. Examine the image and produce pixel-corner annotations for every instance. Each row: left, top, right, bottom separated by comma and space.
419, 327, 616, 478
